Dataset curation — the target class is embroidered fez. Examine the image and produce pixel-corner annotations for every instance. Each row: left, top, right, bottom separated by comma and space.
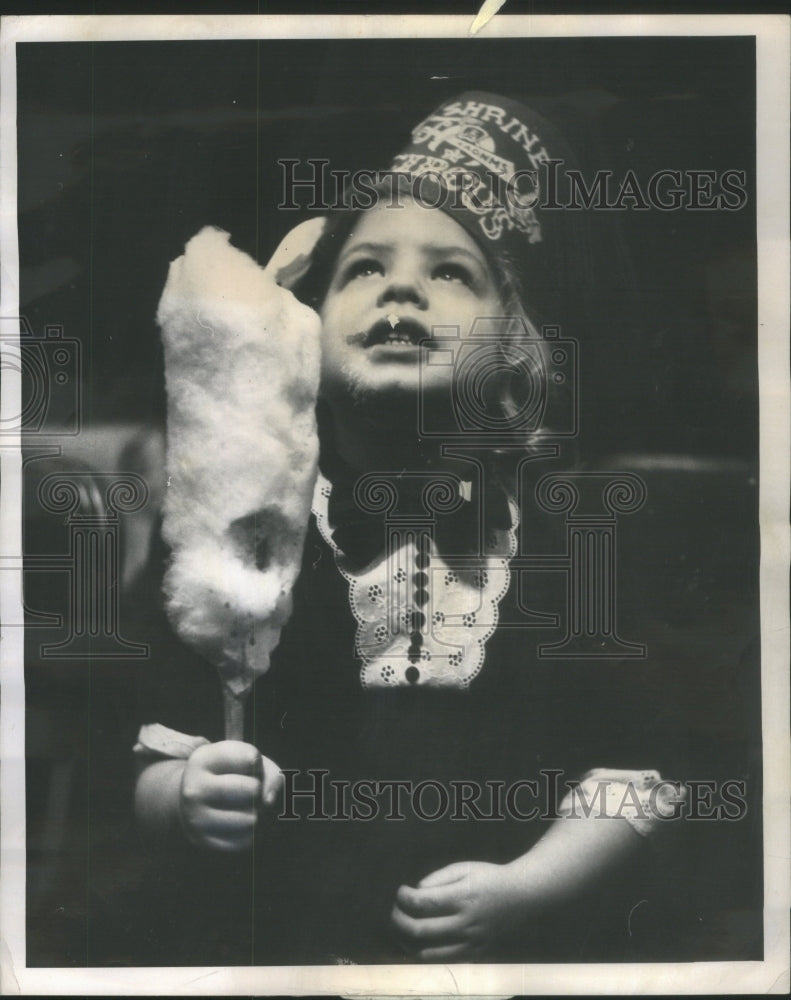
387, 91, 588, 325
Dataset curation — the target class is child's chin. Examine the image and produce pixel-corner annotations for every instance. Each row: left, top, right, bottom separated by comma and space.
362, 369, 451, 404
321, 358, 452, 409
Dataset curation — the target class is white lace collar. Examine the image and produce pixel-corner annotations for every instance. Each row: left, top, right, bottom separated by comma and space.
312, 472, 518, 689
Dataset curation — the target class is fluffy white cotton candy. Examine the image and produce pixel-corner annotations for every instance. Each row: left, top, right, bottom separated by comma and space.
157, 226, 321, 696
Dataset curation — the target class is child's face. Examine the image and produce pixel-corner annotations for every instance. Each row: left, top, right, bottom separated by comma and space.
319, 199, 504, 402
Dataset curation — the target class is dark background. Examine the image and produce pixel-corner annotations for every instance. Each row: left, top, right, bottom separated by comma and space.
17, 33, 762, 967
17, 35, 758, 456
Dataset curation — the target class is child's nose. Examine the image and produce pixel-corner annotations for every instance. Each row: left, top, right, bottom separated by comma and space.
376, 268, 428, 311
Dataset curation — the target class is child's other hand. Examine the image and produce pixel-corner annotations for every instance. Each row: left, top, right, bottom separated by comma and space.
391, 861, 525, 961
179, 741, 283, 851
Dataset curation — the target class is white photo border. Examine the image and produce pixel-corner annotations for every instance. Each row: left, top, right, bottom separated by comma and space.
0, 12, 788, 996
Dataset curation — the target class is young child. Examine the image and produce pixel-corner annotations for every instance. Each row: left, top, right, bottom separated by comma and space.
135, 92, 678, 964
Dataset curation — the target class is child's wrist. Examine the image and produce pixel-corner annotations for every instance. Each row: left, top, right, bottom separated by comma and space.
502, 854, 551, 906
135, 757, 189, 848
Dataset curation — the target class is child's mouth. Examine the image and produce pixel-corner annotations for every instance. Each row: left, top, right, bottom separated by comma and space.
362, 317, 432, 348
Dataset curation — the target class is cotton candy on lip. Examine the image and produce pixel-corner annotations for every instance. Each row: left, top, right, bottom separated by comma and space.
157, 226, 322, 697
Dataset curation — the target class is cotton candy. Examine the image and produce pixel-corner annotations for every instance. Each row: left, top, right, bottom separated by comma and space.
157, 226, 321, 698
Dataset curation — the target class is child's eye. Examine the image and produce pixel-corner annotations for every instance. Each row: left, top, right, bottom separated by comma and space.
432, 262, 473, 285
344, 258, 383, 281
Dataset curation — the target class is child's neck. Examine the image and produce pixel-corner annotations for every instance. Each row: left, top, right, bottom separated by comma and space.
321, 395, 462, 478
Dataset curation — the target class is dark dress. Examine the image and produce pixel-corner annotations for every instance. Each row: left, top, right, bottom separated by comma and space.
134, 502, 692, 965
